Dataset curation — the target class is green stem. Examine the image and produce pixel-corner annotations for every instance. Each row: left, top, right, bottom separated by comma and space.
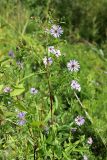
74, 91, 93, 123
46, 65, 53, 124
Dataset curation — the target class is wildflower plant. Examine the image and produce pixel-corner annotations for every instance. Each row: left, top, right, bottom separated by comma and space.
0, 17, 106, 160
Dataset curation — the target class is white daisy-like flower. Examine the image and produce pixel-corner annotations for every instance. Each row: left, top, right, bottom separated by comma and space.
55, 49, 61, 57
30, 88, 38, 94
43, 57, 53, 66
87, 137, 93, 145
48, 46, 55, 54
71, 80, 81, 92
75, 116, 85, 126
67, 60, 80, 72
50, 25, 63, 38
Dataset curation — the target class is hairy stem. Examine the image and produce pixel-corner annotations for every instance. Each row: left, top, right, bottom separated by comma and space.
46, 66, 53, 124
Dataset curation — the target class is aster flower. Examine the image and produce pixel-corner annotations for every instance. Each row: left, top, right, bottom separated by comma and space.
3, 87, 12, 93
55, 49, 61, 57
50, 25, 63, 38
17, 112, 26, 119
18, 119, 26, 126
87, 137, 93, 145
48, 46, 55, 54
8, 50, 15, 58
67, 60, 80, 72
83, 155, 88, 160
30, 88, 38, 94
75, 116, 85, 126
71, 80, 81, 92
43, 57, 53, 66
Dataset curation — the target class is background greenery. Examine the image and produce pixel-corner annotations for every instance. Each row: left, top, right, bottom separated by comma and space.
0, 0, 107, 159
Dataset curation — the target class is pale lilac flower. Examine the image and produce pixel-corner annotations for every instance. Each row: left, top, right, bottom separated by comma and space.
43, 57, 53, 66
83, 155, 88, 160
17, 112, 26, 119
71, 80, 81, 92
67, 60, 80, 72
75, 116, 85, 126
87, 137, 93, 145
30, 88, 38, 94
3, 87, 12, 93
55, 49, 61, 57
8, 50, 15, 58
18, 120, 26, 126
50, 25, 63, 38
48, 46, 55, 54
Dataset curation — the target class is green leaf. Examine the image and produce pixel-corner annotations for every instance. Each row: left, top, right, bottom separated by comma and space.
10, 84, 25, 96
10, 88, 25, 96
31, 121, 44, 127
15, 102, 26, 111
0, 84, 3, 91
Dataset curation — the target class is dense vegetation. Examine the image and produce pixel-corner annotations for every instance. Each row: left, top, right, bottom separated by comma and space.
0, 0, 107, 159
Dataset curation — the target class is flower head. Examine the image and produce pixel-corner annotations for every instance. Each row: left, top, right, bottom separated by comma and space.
71, 80, 81, 92
3, 87, 12, 93
50, 25, 63, 38
83, 155, 88, 160
75, 116, 85, 126
43, 57, 53, 66
18, 119, 26, 126
48, 46, 55, 54
8, 50, 15, 58
67, 60, 80, 72
87, 137, 93, 145
30, 88, 38, 94
17, 112, 26, 119
55, 49, 61, 57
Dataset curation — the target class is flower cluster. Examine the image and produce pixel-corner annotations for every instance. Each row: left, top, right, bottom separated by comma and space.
17, 111, 26, 126
43, 25, 63, 66
43, 57, 53, 66
48, 46, 61, 57
67, 59, 81, 92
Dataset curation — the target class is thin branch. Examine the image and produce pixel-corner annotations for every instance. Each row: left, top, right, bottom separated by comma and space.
74, 91, 93, 123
